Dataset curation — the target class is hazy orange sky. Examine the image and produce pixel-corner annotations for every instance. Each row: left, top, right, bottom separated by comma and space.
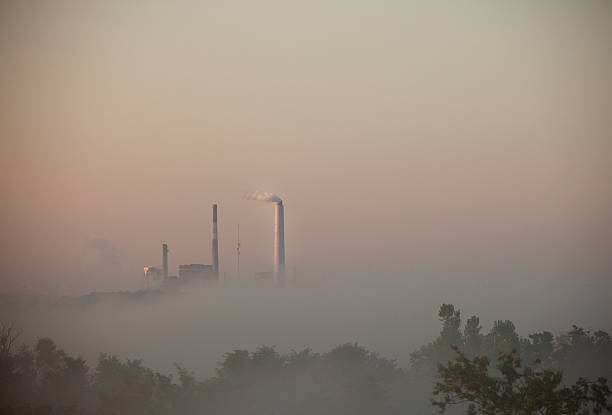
1, 1, 611, 293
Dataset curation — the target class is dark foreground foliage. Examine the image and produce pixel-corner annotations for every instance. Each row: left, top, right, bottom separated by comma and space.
1, 305, 610, 415
433, 346, 611, 415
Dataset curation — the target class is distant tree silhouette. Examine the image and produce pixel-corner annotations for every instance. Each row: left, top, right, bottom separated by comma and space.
410, 304, 464, 375
464, 315, 482, 356
93, 353, 175, 414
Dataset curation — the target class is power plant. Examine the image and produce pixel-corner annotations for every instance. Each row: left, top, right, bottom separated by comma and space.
144, 192, 287, 288
144, 204, 220, 288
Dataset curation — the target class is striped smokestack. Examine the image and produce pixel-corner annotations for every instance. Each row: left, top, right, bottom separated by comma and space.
212, 204, 219, 278
162, 243, 168, 279
274, 201, 285, 284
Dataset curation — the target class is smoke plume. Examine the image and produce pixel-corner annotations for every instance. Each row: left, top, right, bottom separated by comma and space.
243, 191, 282, 203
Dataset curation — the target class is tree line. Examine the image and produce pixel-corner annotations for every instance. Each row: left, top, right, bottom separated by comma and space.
1, 305, 610, 414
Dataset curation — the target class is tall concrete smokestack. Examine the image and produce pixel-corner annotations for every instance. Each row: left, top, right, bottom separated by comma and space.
274, 201, 285, 284
243, 191, 285, 284
212, 204, 219, 278
162, 243, 168, 279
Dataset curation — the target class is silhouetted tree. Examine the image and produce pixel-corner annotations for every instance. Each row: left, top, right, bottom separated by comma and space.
93, 353, 175, 414
410, 304, 464, 375
0, 323, 21, 407
487, 320, 520, 353
432, 346, 611, 415
524, 331, 554, 366
464, 316, 482, 356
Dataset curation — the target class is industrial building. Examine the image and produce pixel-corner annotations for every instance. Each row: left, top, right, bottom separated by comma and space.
143, 266, 163, 287
178, 264, 215, 282
144, 204, 220, 289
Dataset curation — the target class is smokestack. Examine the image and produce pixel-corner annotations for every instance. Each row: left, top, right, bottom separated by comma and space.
243, 191, 285, 284
274, 201, 285, 284
212, 204, 219, 278
162, 243, 168, 279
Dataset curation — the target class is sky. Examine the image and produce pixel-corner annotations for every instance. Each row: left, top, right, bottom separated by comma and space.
1, 0, 611, 296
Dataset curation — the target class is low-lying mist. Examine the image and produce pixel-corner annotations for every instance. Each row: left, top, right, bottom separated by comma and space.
2, 268, 610, 379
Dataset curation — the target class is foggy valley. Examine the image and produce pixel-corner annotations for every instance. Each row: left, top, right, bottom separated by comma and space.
2, 269, 611, 380
2, 0, 612, 414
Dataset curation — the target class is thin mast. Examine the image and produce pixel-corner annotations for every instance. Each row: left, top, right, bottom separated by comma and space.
236, 224, 241, 278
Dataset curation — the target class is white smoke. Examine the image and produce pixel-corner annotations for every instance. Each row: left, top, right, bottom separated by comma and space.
243, 191, 282, 203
